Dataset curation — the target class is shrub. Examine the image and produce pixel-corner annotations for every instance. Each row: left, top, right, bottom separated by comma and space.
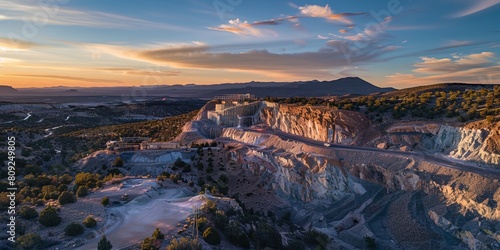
196, 216, 209, 232
201, 199, 217, 214
98, 235, 113, 250
16, 233, 42, 250
214, 210, 229, 230
58, 191, 76, 205
83, 216, 97, 228
284, 239, 306, 250
364, 236, 377, 249
174, 158, 187, 168
38, 206, 61, 227
19, 206, 38, 219
141, 237, 161, 250
58, 184, 68, 192
224, 220, 250, 248
152, 227, 164, 240
304, 229, 329, 249
101, 196, 110, 206
166, 237, 202, 250
202, 227, 221, 245
65, 222, 84, 236
76, 186, 88, 197
253, 222, 282, 249
75, 172, 100, 188
113, 157, 124, 167
218, 174, 229, 184
182, 165, 191, 173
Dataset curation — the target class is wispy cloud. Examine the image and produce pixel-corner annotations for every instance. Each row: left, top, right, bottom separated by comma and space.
0, 37, 39, 51
208, 18, 269, 36
208, 4, 364, 36
413, 52, 495, 74
96, 68, 181, 77
384, 40, 490, 60
80, 37, 395, 79
451, 0, 500, 18
0, 1, 185, 30
386, 52, 500, 86
6, 74, 123, 83
298, 4, 363, 25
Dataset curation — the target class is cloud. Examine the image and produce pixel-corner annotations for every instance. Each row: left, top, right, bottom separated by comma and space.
0, 37, 38, 51
6, 74, 123, 83
83, 39, 393, 80
208, 18, 267, 36
208, 16, 301, 36
251, 16, 299, 26
298, 4, 363, 24
451, 0, 500, 18
0, 1, 185, 30
96, 68, 181, 77
317, 35, 329, 40
386, 52, 500, 86
413, 52, 496, 74
339, 29, 348, 34
384, 40, 490, 61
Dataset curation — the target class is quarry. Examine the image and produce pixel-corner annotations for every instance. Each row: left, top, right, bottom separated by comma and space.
69, 96, 500, 249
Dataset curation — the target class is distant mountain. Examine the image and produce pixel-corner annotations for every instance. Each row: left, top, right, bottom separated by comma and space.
204, 77, 395, 98
2, 77, 394, 102
0, 85, 18, 93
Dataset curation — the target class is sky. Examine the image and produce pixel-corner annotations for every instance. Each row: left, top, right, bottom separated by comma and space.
0, 0, 499, 88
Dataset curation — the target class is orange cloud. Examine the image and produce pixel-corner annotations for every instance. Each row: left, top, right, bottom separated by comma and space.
298, 4, 357, 24
386, 52, 500, 87
208, 18, 266, 36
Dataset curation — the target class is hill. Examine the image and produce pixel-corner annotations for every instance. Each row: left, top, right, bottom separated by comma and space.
0, 85, 17, 93
204, 77, 394, 97
2, 77, 394, 102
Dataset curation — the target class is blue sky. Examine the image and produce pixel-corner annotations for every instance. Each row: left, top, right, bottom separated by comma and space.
0, 0, 499, 88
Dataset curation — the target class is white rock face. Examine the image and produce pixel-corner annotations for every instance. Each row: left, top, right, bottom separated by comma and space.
422, 125, 500, 166
124, 151, 185, 163
241, 148, 365, 203
259, 103, 377, 145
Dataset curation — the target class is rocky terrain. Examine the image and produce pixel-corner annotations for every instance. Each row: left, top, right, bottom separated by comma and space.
171, 100, 500, 248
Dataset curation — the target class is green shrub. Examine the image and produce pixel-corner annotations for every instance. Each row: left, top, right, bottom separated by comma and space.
75, 172, 100, 188
76, 186, 88, 197
58, 191, 76, 205
196, 216, 209, 232
166, 237, 202, 250
19, 206, 38, 219
201, 199, 217, 214
152, 227, 164, 240
113, 157, 124, 167
214, 210, 229, 230
98, 235, 113, 250
16, 233, 42, 250
284, 239, 306, 250
65, 222, 84, 236
38, 206, 61, 227
224, 220, 250, 248
364, 236, 377, 249
202, 227, 221, 245
101, 196, 110, 206
304, 229, 329, 249
141, 237, 160, 250
253, 222, 282, 249
83, 216, 97, 228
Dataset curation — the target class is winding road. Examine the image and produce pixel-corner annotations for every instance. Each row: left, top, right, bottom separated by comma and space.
270, 130, 500, 179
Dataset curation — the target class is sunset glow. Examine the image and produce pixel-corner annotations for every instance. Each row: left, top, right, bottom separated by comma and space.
0, 0, 499, 88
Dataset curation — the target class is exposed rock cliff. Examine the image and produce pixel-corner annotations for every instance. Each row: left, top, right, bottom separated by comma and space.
259, 103, 380, 145
383, 122, 500, 167
220, 129, 500, 247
